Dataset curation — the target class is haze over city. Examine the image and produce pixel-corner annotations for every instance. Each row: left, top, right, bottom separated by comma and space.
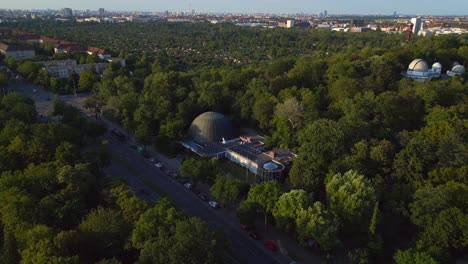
2, 0, 468, 15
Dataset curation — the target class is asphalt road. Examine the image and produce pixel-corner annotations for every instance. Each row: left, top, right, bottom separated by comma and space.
8, 77, 292, 264
105, 133, 291, 264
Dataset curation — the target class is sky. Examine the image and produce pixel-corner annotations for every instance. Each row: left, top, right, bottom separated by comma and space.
1, 0, 468, 15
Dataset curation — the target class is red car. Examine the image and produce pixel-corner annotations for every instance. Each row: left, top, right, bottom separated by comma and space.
263, 240, 277, 252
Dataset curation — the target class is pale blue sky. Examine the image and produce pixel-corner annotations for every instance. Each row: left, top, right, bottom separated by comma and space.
2, 0, 467, 15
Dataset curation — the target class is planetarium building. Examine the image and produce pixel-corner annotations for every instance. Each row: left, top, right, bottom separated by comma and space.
180, 111, 295, 182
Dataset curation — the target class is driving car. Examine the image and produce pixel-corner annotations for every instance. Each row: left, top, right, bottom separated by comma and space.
154, 163, 163, 168
263, 240, 277, 252
184, 183, 193, 189
208, 201, 219, 209
149, 158, 158, 163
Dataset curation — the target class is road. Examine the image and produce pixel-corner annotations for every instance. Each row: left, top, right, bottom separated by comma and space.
104, 132, 290, 264
8, 79, 292, 264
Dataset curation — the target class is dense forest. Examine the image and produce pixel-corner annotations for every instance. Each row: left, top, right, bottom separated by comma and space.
2, 20, 468, 263
0, 93, 226, 263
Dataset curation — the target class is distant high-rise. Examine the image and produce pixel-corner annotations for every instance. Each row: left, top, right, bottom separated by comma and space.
393, 11, 397, 17
319, 12, 323, 18
286, 19, 295, 28
99, 8, 105, 16
411, 17, 422, 35
324, 10, 328, 17
62, 8, 72, 17
350, 19, 365, 28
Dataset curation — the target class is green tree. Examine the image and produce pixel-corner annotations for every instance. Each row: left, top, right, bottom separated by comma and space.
394, 249, 438, 264
272, 189, 310, 231
241, 181, 282, 233
289, 119, 345, 192
78, 68, 98, 92
296, 202, 340, 251
79, 207, 128, 261
138, 217, 225, 264
326, 170, 377, 236
210, 174, 249, 207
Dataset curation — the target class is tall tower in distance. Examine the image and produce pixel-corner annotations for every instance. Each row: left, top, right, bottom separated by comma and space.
62, 8, 73, 17
410, 17, 422, 35
99, 8, 105, 17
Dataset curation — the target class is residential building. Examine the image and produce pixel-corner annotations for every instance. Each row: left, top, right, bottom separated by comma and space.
0, 42, 35, 59
411, 17, 422, 35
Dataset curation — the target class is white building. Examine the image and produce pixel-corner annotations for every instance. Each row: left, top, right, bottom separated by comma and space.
401, 59, 442, 82
447, 63, 466, 77
286, 19, 295, 28
411, 17, 422, 35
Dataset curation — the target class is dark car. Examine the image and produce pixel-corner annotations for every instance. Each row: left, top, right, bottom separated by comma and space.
198, 194, 208, 201
110, 128, 125, 141
248, 230, 261, 240
191, 188, 201, 194
162, 169, 171, 175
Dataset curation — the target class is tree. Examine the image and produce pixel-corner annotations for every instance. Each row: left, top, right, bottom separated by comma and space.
275, 97, 304, 130
252, 93, 276, 129
138, 217, 226, 264
179, 157, 219, 185
242, 181, 282, 233
296, 202, 340, 251
210, 174, 249, 207
272, 189, 310, 231
79, 207, 128, 261
394, 249, 438, 264
131, 198, 184, 249
326, 170, 377, 236
78, 68, 98, 92
289, 119, 345, 192
54, 142, 80, 166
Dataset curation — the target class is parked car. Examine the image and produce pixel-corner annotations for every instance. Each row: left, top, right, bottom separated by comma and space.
198, 194, 208, 201
184, 183, 193, 189
248, 230, 261, 240
162, 169, 171, 175
149, 158, 158, 163
154, 163, 163, 168
263, 240, 277, 252
208, 201, 219, 209
191, 187, 201, 194
171, 173, 178, 178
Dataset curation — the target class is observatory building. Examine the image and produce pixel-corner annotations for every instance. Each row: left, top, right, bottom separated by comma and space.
180, 111, 295, 181
401, 59, 442, 82
447, 62, 466, 77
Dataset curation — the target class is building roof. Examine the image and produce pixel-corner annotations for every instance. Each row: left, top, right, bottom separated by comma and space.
189, 112, 233, 143
87, 46, 107, 55
408, 59, 429, 72
451, 65, 465, 74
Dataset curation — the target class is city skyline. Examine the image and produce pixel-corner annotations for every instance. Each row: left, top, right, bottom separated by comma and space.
1, 0, 468, 16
